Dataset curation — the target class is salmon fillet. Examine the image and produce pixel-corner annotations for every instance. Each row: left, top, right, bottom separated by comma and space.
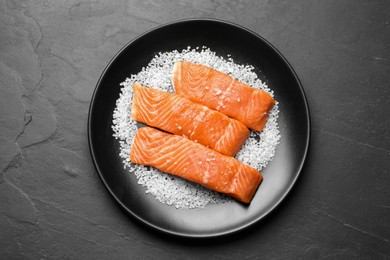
172, 61, 276, 131
131, 83, 250, 157
130, 127, 263, 203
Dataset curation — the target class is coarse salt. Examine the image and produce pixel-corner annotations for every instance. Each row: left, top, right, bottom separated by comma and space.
111, 46, 280, 210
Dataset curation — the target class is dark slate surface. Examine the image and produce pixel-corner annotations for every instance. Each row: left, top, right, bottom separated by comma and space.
1, 0, 389, 258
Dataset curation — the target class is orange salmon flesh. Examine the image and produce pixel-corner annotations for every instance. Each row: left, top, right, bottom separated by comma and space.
130, 127, 263, 203
172, 61, 276, 131
131, 83, 250, 157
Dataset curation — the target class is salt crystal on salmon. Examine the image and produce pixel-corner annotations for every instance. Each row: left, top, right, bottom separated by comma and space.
131, 83, 249, 157
172, 61, 276, 131
130, 127, 263, 203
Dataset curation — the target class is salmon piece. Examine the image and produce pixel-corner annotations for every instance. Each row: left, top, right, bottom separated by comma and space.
130, 127, 263, 203
131, 83, 249, 157
172, 61, 276, 131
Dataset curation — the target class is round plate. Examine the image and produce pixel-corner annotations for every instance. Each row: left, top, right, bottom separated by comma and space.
88, 19, 310, 238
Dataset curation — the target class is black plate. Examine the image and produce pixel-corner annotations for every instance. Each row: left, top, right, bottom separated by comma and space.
88, 19, 310, 238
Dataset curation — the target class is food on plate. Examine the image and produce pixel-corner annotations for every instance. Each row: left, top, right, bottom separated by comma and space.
172, 61, 276, 131
131, 82, 250, 157
130, 127, 263, 203
112, 47, 280, 209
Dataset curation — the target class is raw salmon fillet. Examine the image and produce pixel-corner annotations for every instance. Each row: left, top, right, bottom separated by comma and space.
131, 83, 249, 157
130, 127, 263, 203
172, 61, 276, 131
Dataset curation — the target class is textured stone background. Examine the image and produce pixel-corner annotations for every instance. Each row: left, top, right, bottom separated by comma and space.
1, 0, 389, 258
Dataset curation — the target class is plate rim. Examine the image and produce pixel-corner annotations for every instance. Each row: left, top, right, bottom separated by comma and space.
87, 18, 311, 238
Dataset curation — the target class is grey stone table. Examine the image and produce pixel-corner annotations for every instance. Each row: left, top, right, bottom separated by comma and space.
1, 1, 389, 258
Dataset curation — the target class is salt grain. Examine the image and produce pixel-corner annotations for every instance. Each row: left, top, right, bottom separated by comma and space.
111, 46, 281, 210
